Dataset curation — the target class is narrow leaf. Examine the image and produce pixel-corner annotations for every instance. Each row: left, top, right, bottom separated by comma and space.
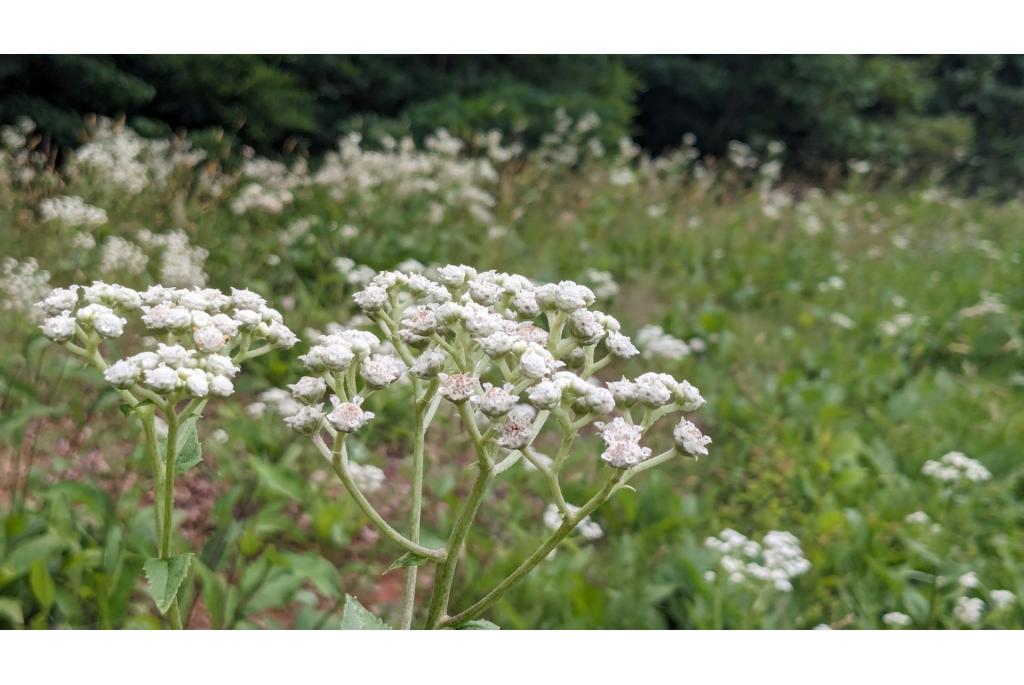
383, 552, 430, 575
29, 560, 56, 610
194, 561, 228, 629
249, 457, 303, 501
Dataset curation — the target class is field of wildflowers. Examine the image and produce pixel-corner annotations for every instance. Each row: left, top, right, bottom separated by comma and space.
1, 112, 1021, 630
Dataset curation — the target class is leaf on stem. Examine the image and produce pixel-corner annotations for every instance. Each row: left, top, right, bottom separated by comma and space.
340, 594, 391, 630
144, 554, 194, 614
174, 417, 203, 473
454, 619, 501, 629
383, 552, 430, 575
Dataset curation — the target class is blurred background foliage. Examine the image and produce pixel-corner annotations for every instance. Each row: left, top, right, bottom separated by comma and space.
2, 55, 1023, 193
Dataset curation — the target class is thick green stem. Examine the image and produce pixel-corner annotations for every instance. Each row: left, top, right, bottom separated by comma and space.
400, 391, 433, 629
423, 401, 496, 628
424, 463, 493, 628
167, 602, 184, 630
160, 408, 178, 560
547, 311, 567, 355
139, 411, 164, 545
442, 469, 623, 627
159, 404, 185, 630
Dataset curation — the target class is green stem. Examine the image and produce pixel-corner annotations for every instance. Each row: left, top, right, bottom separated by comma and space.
139, 411, 164, 545
423, 401, 496, 628
400, 389, 434, 630
159, 404, 185, 630
617, 447, 679, 486
457, 402, 489, 466
424, 463, 493, 628
168, 602, 183, 630
319, 436, 446, 561
160, 407, 178, 560
442, 469, 623, 627
585, 353, 611, 377
525, 446, 568, 515
547, 311, 567, 355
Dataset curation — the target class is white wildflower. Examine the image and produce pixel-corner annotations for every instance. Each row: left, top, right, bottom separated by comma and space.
326, 396, 375, 433
673, 418, 711, 457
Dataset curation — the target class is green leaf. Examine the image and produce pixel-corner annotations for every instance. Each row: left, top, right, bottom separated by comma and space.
282, 552, 341, 597
249, 457, 303, 501
29, 560, 56, 610
194, 561, 228, 629
245, 572, 304, 613
106, 556, 144, 626
455, 619, 501, 629
1, 533, 65, 582
143, 554, 194, 614
340, 594, 390, 630
47, 481, 114, 521
0, 598, 24, 627
0, 405, 62, 442
383, 552, 430, 575
174, 417, 203, 473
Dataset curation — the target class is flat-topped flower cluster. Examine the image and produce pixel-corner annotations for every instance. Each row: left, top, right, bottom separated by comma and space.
279, 263, 712, 628
35, 282, 298, 401
282, 264, 710, 471
32, 279, 301, 626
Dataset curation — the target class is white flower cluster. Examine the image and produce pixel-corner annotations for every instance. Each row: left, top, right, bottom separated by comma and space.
230, 182, 295, 215
71, 118, 205, 194
0, 117, 46, 186
904, 510, 931, 525
882, 611, 912, 627
959, 571, 980, 589
334, 257, 377, 286
921, 451, 991, 483
1, 257, 51, 316
584, 268, 620, 300
990, 589, 1016, 611
705, 529, 811, 592
349, 461, 386, 493
99, 236, 149, 277
284, 263, 710, 473
536, 109, 610, 169
951, 572, 1015, 626
35, 282, 298, 399
543, 503, 603, 541
137, 229, 209, 287
471, 129, 524, 165
247, 388, 303, 419
954, 596, 985, 626
222, 155, 311, 215
38, 195, 108, 226
880, 312, 919, 337
635, 325, 690, 362
313, 132, 499, 225
958, 292, 1007, 319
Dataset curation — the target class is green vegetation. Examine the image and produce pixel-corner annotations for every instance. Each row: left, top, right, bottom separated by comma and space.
1, 109, 1022, 629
